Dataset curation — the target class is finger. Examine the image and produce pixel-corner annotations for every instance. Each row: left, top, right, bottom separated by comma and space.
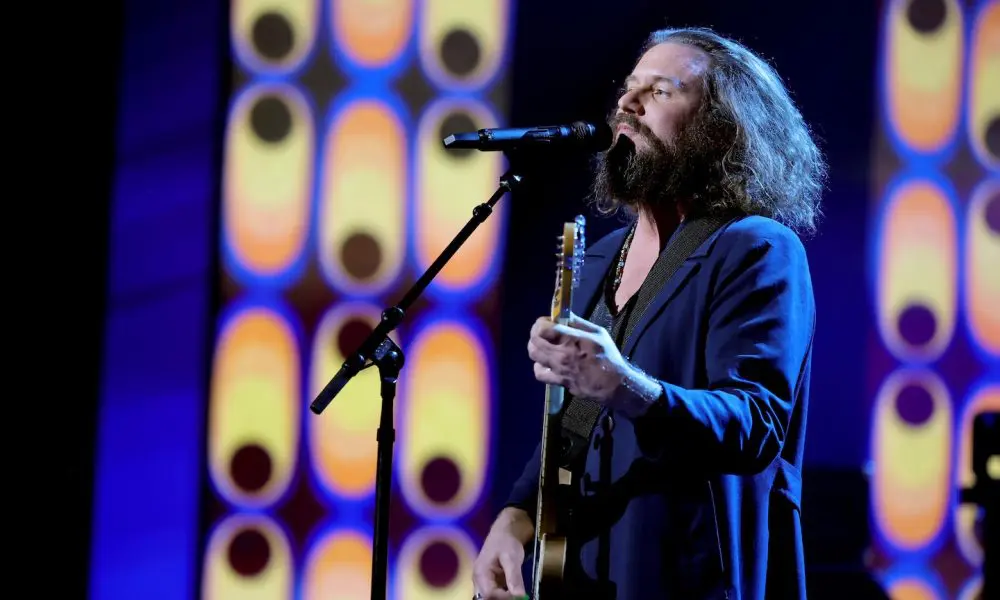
551, 324, 598, 347
534, 362, 563, 386
537, 321, 571, 343
566, 312, 604, 333
527, 337, 564, 365
498, 552, 526, 596
485, 590, 516, 600
472, 567, 500, 600
526, 339, 545, 363
530, 316, 551, 338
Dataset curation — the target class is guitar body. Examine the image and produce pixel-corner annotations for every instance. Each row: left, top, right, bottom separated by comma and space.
531, 216, 586, 599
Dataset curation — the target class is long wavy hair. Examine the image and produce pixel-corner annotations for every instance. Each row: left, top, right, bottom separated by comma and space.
592, 27, 828, 237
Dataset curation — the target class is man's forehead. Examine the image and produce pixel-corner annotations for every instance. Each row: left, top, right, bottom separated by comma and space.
631, 42, 710, 84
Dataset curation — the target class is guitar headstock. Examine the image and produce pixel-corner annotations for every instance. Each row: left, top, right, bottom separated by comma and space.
550, 215, 586, 321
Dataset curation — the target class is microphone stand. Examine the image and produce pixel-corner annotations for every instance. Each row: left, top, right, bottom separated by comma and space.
309, 154, 528, 600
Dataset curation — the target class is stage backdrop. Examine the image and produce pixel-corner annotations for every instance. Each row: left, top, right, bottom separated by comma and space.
203, 1, 515, 598
90, 1, 998, 598
867, 0, 998, 598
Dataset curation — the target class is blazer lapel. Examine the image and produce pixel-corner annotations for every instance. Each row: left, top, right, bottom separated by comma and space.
620, 228, 722, 358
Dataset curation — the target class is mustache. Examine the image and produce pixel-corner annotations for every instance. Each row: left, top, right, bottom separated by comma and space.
607, 113, 666, 151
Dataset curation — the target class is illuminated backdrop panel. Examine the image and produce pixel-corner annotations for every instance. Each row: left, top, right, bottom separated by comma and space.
203, 1, 514, 597
870, 0, 998, 596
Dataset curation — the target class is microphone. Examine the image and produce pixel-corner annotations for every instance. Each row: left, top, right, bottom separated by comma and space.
442, 121, 613, 153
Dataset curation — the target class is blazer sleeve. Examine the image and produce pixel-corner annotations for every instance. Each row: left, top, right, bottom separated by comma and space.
502, 441, 541, 520
633, 225, 815, 474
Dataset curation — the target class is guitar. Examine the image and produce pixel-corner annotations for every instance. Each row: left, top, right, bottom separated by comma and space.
531, 215, 586, 599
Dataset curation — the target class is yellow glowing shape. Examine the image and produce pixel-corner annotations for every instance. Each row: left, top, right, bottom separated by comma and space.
308, 302, 399, 498
302, 529, 372, 600
887, 577, 940, 600
968, 1, 1000, 168
209, 306, 299, 507
965, 179, 1000, 357
231, 0, 319, 73
873, 369, 952, 551
877, 179, 957, 362
402, 321, 489, 519
334, 0, 413, 66
396, 526, 476, 600
420, 0, 508, 89
954, 384, 1000, 566
202, 514, 293, 599
223, 83, 313, 278
416, 99, 504, 292
319, 99, 406, 295
886, 0, 963, 151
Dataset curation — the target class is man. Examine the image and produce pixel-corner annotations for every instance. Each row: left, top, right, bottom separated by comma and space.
472, 27, 826, 600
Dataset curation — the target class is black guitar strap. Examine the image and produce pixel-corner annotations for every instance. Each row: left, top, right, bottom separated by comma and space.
558, 214, 734, 469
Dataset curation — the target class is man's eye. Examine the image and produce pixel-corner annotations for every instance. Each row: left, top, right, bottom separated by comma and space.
653, 88, 670, 96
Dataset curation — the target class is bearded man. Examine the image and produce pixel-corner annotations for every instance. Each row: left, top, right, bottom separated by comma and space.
472, 26, 827, 600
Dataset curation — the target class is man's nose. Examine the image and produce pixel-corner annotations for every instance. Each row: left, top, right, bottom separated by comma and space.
617, 89, 644, 116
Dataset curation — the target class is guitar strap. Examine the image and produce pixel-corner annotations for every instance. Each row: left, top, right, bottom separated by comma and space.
557, 213, 734, 470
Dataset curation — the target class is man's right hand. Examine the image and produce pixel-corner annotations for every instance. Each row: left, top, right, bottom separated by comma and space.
472, 507, 534, 599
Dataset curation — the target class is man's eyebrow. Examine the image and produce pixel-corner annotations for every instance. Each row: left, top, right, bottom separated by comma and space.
623, 74, 685, 88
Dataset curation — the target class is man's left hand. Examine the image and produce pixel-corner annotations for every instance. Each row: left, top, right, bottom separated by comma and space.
528, 313, 629, 403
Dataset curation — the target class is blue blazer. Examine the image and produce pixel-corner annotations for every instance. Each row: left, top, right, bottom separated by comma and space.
505, 215, 816, 600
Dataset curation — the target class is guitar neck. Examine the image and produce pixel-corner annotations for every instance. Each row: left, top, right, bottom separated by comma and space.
532, 217, 584, 598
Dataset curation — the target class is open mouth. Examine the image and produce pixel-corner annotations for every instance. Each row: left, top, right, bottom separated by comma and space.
616, 123, 637, 137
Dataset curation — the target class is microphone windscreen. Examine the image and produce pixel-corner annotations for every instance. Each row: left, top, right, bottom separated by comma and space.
571, 121, 613, 151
